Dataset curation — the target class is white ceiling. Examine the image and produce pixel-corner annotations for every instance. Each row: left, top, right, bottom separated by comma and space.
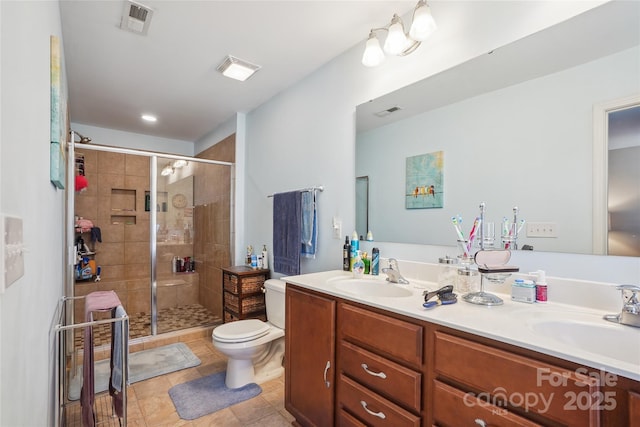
59, 0, 416, 143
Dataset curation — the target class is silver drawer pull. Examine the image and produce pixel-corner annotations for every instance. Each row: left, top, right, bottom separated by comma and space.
361, 363, 387, 379
474, 419, 487, 427
360, 400, 386, 419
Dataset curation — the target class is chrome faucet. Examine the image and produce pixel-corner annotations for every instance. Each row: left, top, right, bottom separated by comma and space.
604, 285, 640, 328
382, 258, 410, 284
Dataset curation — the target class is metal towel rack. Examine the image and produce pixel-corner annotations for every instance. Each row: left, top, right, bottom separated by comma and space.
267, 185, 324, 198
54, 295, 129, 427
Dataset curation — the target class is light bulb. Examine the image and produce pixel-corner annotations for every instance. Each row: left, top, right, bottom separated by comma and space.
384, 15, 408, 55
161, 164, 173, 176
409, 1, 437, 41
362, 32, 385, 67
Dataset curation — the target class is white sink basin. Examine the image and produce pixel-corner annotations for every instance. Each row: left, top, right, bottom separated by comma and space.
331, 278, 413, 298
523, 310, 640, 366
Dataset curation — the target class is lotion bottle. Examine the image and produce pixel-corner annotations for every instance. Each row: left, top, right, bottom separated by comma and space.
530, 270, 548, 303
261, 245, 269, 269
352, 251, 365, 278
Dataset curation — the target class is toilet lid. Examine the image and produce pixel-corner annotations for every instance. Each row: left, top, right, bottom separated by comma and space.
213, 319, 271, 343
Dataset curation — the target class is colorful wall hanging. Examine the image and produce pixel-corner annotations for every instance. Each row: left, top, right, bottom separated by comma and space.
405, 151, 444, 209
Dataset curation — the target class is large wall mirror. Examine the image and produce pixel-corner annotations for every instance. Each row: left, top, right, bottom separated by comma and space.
356, 1, 640, 256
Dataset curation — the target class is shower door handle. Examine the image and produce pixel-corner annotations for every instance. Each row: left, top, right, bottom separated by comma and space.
323, 360, 331, 388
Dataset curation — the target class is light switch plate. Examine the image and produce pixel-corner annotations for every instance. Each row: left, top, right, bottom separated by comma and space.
1, 215, 25, 292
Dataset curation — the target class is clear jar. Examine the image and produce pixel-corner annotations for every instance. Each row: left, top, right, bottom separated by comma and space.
457, 267, 480, 293
438, 256, 459, 290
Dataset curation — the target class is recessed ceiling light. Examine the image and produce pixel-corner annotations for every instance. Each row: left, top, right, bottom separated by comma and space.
216, 55, 261, 82
141, 114, 157, 122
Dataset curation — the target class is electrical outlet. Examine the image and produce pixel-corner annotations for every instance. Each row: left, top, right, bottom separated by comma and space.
526, 222, 557, 238
332, 217, 342, 239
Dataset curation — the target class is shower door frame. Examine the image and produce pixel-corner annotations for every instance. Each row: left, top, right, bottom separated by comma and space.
67, 138, 234, 335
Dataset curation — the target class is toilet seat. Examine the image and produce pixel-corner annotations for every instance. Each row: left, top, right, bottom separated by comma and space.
213, 319, 271, 343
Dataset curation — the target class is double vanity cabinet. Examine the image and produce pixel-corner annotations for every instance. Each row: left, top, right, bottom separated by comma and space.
284, 281, 640, 427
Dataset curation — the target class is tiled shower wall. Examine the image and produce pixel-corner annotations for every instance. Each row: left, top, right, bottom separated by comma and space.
73, 135, 234, 323
73, 150, 198, 321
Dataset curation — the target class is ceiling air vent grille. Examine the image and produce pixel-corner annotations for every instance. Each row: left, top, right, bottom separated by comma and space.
374, 106, 403, 117
120, 0, 153, 35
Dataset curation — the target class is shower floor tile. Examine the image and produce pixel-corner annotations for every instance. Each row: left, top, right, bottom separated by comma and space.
74, 303, 219, 349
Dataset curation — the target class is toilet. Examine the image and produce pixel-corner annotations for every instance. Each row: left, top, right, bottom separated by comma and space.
212, 279, 286, 389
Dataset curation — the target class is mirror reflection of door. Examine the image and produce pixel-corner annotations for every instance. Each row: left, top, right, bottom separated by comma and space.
607, 105, 640, 256
356, 176, 369, 240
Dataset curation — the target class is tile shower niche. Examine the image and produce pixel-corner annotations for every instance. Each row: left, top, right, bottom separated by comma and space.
111, 188, 136, 225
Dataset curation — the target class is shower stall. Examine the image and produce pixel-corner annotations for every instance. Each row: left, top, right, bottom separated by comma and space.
66, 138, 235, 344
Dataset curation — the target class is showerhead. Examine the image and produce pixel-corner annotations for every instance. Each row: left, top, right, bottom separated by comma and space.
71, 130, 92, 144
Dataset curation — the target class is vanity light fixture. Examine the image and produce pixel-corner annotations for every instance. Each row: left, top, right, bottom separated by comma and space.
160, 163, 174, 176
172, 159, 188, 168
362, 0, 437, 67
141, 114, 157, 122
217, 55, 261, 81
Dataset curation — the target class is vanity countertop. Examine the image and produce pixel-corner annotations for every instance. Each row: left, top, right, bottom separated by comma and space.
284, 269, 640, 382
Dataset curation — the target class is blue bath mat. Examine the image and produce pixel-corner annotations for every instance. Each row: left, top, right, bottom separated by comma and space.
169, 372, 262, 420
68, 342, 201, 401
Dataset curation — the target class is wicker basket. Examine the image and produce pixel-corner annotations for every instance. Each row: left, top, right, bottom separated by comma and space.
224, 293, 265, 314
223, 274, 266, 294
225, 311, 267, 323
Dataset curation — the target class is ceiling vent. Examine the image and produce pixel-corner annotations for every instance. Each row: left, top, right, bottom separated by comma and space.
120, 0, 153, 35
374, 106, 403, 117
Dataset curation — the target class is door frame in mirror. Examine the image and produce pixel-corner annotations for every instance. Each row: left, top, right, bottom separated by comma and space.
592, 94, 640, 255
356, 176, 369, 239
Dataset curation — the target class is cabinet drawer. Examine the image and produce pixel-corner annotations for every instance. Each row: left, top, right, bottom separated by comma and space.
630, 391, 640, 420
434, 332, 600, 427
224, 292, 265, 314
339, 374, 421, 427
433, 380, 542, 427
223, 272, 267, 294
339, 303, 423, 367
337, 409, 367, 427
341, 341, 421, 412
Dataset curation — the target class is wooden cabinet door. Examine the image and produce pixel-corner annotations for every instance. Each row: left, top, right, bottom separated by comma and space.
285, 285, 336, 427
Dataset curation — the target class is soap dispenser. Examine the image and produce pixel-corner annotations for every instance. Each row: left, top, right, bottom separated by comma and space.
530, 270, 548, 302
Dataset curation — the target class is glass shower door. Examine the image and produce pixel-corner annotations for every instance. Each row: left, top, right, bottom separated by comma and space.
153, 157, 196, 334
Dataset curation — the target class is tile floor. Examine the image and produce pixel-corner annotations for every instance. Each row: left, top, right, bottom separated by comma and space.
74, 304, 220, 349
64, 328, 294, 426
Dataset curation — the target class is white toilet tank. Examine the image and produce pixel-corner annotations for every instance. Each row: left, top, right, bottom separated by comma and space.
264, 279, 286, 329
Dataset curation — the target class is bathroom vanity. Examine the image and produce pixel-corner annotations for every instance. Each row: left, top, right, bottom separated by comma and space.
284, 270, 640, 427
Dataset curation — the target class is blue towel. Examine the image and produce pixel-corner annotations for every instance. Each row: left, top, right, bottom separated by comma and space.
301, 190, 317, 259
111, 305, 129, 392
273, 191, 302, 275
